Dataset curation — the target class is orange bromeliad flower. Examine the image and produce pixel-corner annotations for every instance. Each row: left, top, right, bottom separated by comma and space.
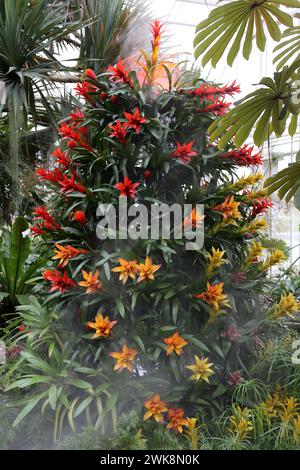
212, 195, 241, 221
183, 208, 205, 230
111, 258, 138, 284
166, 408, 189, 433
143, 394, 168, 423
194, 282, 229, 312
78, 270, 102, 294
136, 257, 161, 282
164, 332, 188, 356
52, 244, 88, 268
86, 311, 117, 339
109, 344, 138, 372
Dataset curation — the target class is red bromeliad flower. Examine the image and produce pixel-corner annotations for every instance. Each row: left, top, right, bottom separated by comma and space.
108, 121, 128, 145
71, 210, 87, 224
215, 81, 241, 97
75, 81, 97, 103
43, 269, 76, 293
189, 81, 240, 100
251, 197, 273, 217
114, 176, 140, 198
221, 145, 262, 167
58, 122, 93, 152
58, 174, 87, 195
84, 68, 97, 80
150, 20, 164, 64
69, 108, 85, 122
199, 99, 230, 116
171, 140, 198, 163
123, 108, 147, 135
107, 59, 132, 87
52, 148, 71, 169
33, 207, 60, 231
36, 167, 65, 184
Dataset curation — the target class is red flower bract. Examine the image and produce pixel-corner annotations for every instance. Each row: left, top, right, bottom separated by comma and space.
52, 148, 71, 169
123, 108, 147, 135
199, 99, 231, 116
107, 59, 132, 87
71, 210, 87, 224
58, 174, 87, 195
114, 176, 140, 199
84, 69, 97, 80
251, 197, 273, 217
221, 145, 262, 167
108, 121, 128, 145
43, 269, 76, 293
171, 140, 198, 163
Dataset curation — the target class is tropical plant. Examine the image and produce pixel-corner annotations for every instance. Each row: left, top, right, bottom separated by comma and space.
1, 21, 293, 443
0, 216, 46, 312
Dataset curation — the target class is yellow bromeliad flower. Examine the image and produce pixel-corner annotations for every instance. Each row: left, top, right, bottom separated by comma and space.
194, 282, 230, 312
243, 189, 269, 201
86, 311, 117, 339
109, 344, 138, 372
240, 218, 267, 234
262, 249, 286, 271
184, 417, 199, 450
136, 256, 161, 282
164, 331, 188, 356
274, 292, 300, 319
52, 243, 88, 268
278, 396, 299, 424
293, 415, 300, 443
207, 247, 226, 274
229, 406, 253, 440
186, 355, 214, 382
244, 240, 264, 265
212, 195, 241, 222
228, 173, 263, 191
261, 394, 279, 419
111, 258, 138, 284
78, 270, 102, 294
143, 394, 168, 423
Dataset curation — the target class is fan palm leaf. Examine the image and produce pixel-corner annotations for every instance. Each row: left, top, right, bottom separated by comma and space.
193, 0, 299, 68
208, 62, 300, 149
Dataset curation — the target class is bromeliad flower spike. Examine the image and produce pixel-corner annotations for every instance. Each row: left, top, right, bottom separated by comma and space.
22, 19, 283, 439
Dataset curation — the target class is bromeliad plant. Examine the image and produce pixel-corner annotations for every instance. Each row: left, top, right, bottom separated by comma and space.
3, 21, 297, 440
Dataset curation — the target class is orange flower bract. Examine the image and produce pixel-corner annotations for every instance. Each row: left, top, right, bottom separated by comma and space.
194, 282, 229, 312
109, 344, 137, 372
86, 312, 117, 338
164, 331, 188, 356
166, 408, 189, 433
136, 257, 161, 282
111, 258, 138, 284
52, 244, 88, 268
78, 270, 102, 294
143, 394, 168, 423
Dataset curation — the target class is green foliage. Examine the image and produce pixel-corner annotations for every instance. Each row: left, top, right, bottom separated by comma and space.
265, 151, 300, 202
194, 0, 299, 68
208, 63, 300, 149
0, 217, 46, 308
